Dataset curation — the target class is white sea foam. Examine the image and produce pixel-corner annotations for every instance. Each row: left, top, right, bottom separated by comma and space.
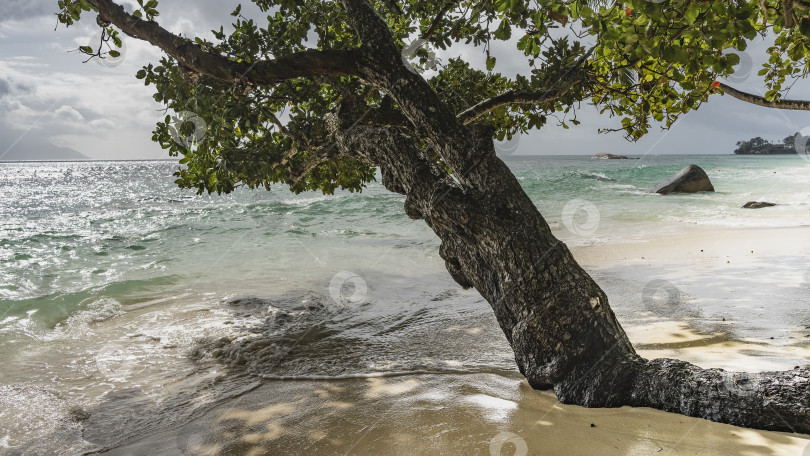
1, 157, 809, 451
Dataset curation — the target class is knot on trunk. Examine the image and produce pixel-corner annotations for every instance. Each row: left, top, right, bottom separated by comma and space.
404, 195, 422, 219
439, 242, 472, 289
380, 166, 406, 195
96, 14, 111, 28
469, 123, 498, 158
431, 187, 469, 225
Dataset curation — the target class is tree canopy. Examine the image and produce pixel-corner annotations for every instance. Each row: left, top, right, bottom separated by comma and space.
57, 0, 810, 195
53, 0, 810, 433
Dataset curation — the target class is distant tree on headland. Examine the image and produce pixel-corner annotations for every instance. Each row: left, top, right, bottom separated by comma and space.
734, 134, 797, 154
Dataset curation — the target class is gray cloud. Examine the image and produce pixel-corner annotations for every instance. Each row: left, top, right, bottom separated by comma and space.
0, 0, 54, 23
0, 123, 88, 161
3, 1, 810, 161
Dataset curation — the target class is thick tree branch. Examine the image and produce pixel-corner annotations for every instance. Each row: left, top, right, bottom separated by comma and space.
719, 82, 810, 110
457, 86, 571, 125
457, 50, 592, 124
88, 0, 362, 84
421, 1, 455, 41
288, 148, 340, 186
338, 0, 502, 181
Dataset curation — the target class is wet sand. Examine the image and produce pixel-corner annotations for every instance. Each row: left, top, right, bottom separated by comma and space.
90, 226, 810, 455
98, 373, 810, 456
577, 225, 810, 372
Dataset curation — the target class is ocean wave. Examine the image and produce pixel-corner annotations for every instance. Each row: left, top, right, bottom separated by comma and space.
189, 293, 515, 379
0, 275, 183, 332
578, 171, 615, 181
49, 297, 123, 338
0, 384, 92, 454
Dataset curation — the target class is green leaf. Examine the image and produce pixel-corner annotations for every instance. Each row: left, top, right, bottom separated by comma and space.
486, 55, 496, 71
684, 5, 700, 25
494, 19, 511, 40
108, 50, 121, 58
800, 18, 810, 38
79, 45, 94, 54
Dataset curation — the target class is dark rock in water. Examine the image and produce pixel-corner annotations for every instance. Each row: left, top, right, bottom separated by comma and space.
648, 165, 715, 195
742, 201, 777, 209
593, 153, 637, 159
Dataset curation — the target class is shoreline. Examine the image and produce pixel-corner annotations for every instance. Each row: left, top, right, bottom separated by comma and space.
88, 224, 810, 455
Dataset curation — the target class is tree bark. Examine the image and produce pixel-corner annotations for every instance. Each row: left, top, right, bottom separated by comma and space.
88, 0, 810, 434
89, 0, 362, 84
332, 0, 810, 434
328, 115, 810, 434
719, 82, 810, 110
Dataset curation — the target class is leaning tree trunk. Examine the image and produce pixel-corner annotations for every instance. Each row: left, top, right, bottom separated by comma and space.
331, 0, 810, 434
329, 116, 810, 434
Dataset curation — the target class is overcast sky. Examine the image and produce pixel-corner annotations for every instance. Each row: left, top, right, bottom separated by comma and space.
3, 0, 810, 160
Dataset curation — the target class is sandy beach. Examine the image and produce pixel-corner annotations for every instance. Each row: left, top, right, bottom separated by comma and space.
78, 225, 810, 455
579, 225, 810, 373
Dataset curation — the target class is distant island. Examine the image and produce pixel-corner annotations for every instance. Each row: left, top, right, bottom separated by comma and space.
592, 153, 639, 159
734, 135, 799, 155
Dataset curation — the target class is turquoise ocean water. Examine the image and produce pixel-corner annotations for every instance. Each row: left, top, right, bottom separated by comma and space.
0, 154, 808, 453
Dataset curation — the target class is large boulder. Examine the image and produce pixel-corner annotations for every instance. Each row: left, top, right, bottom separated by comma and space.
648, 165, 715, 195
742, 201, 777, 209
